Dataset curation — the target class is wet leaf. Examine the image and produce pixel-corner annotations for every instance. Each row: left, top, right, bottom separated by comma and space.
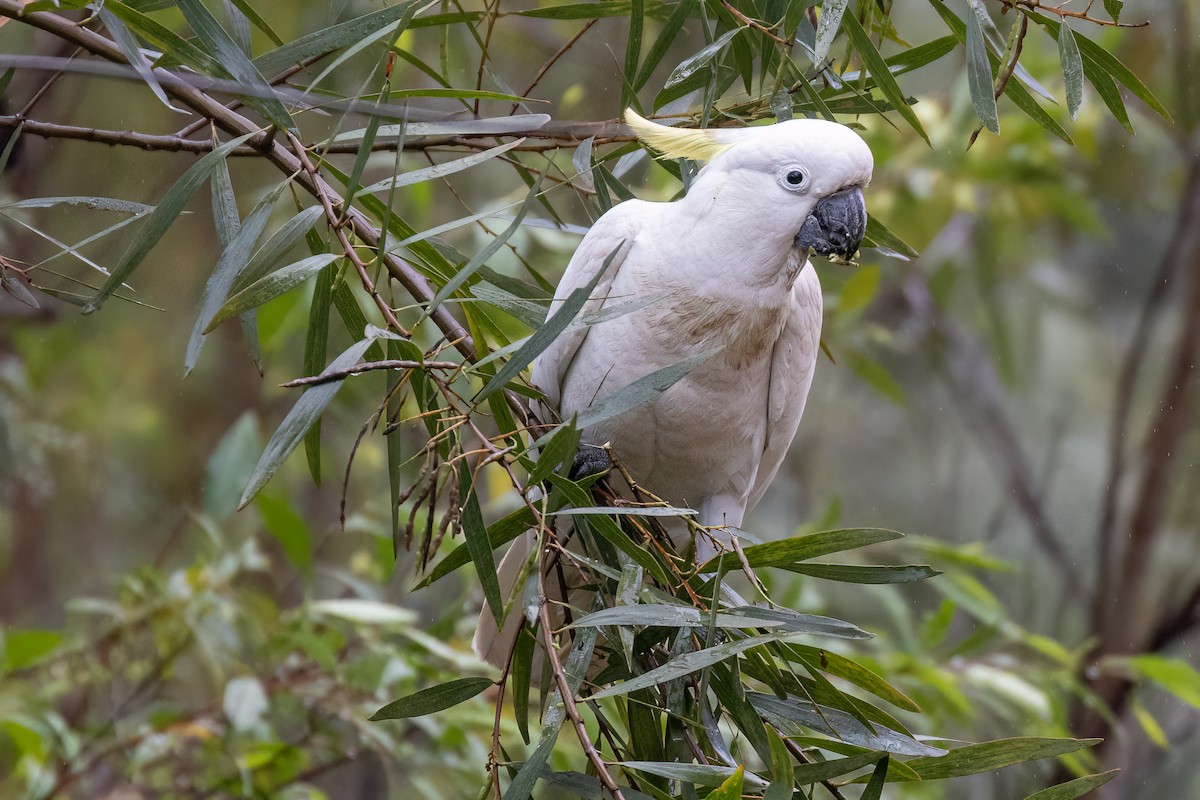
370, 677, 494, 720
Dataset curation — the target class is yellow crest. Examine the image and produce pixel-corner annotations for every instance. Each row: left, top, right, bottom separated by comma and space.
624, 109, 734, 163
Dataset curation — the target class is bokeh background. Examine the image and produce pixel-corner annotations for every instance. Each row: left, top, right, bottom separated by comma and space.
1, 1, 1197, 797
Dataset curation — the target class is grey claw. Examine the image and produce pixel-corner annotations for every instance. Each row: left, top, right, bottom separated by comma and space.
569, 445, 611, 481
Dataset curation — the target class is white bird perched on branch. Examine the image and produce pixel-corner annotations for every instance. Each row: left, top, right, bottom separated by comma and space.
474, 110, 872, 667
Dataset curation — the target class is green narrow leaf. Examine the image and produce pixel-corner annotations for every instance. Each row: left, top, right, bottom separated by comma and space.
477, 242, 620, 401
898, 737, 1100, 781
370, 677, 494, 720
1082, 59, 1133, 133
83, 132, 257, 314
705, 765, 745, 799
927, 0, 1072, 144
503, 628, 597, 800
516, 1, 644, 20
790, 751, 883, 785
749, 693, 946, 757
1024, 770, 1120, 800
420, 175, 543, 323
460, 461, 503, 623
632, 0, 691, 92
623, 762, 765, 790
255, 2, 422, 74
860, 757, 889, 800
783, 563, 940, 584
588, 634, 783, 701
526, 421, 580, 485
233, 205, 326, 292
1124, 655, 1200, 709
841, 11, 930, 144
1031, 13, 1170, 120
358, 139, 527, 195
711, 528, 903, 571
966, 0, 999, 134
1103, 0, 1123, 24
665, 28, 741, 88
188, 181, 289, 373
622, 0, 644, 108
206, 254, 338, 331
1057, 23, 1083, 121
101, 0, 226, 75
863, 216, 919, 259
97, 6, 185, 113
764, 725, 794, 800
512, 625, 535, 744
413, 505, 538, 588
303, 261, 335, 483
239, 337, 375, 507
176, 0, 295, 130
562, 347, 720, 436
813, 0, 849, 67
229, 0, 285, 46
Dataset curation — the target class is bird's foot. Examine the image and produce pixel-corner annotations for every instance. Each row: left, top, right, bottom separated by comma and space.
568, 445, 612, 481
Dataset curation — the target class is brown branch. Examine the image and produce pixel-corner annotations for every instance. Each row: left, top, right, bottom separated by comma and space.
285, 130, 408, 335
0, 1, 478, 361
994, 0, 1149, 27
721, 1, 793, 46
281, 359, 462, 388
537, 543, 626, 800
0, 114, 215, 152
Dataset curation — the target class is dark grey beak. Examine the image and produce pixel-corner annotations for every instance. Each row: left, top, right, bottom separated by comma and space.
795, 186, 867, 260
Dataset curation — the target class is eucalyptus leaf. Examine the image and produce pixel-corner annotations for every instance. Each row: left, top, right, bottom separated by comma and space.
371, 677, 494, 720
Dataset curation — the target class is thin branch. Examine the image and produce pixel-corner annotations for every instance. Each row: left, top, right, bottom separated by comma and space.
993, 0, 1149, 27
537, 544, 626, 800
511, 19, 598, 115
0, 115, 214, 152
286, 130, 408, 335
281, 359, 462, 388
0, 3, 482, 362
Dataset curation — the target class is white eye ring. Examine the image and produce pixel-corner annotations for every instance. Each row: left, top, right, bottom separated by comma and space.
779, 168, 808, 192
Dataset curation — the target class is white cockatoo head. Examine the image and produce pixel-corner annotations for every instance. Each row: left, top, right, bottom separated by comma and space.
624, 110, 873, 260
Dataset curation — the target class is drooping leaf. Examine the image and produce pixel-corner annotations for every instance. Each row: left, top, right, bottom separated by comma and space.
370, 677, 494, 720
206, 254, 338, 331
966, 0, 999, 134
97, 6, 185, 112
176, 0, 295, 130
187, 180, 289, 373
895, 737, 1100, 781
709, 528, 904, 572
622, 762, 766, 790
588, 634, 784, 701
1024, 770, 1120, 800
502, 628, 597, 800
460, 461, 503, 624
860, 757, 889, 800
475, 238, 615, 401
665, 28, 741, 89
749, 693, 946, 757
813, 0, 849, 67
254, 2, 423, 74
414, 505, 538, 587
1057, 23, 1083, 121
359, 139, 526, 196
83, 132, 256, 314
841, 11, 930, 144
783, 563, 941, 584
239, 337, 375, 507
233, 205, 326, 292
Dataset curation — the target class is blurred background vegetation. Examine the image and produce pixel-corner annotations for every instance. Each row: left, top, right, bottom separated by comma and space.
0, 0, 1198, 798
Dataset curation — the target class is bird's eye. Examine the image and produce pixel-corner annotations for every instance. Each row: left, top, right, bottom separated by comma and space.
786, 170, 805, 185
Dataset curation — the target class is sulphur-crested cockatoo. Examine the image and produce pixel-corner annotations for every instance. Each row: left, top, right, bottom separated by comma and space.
473, 110, 872, 667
